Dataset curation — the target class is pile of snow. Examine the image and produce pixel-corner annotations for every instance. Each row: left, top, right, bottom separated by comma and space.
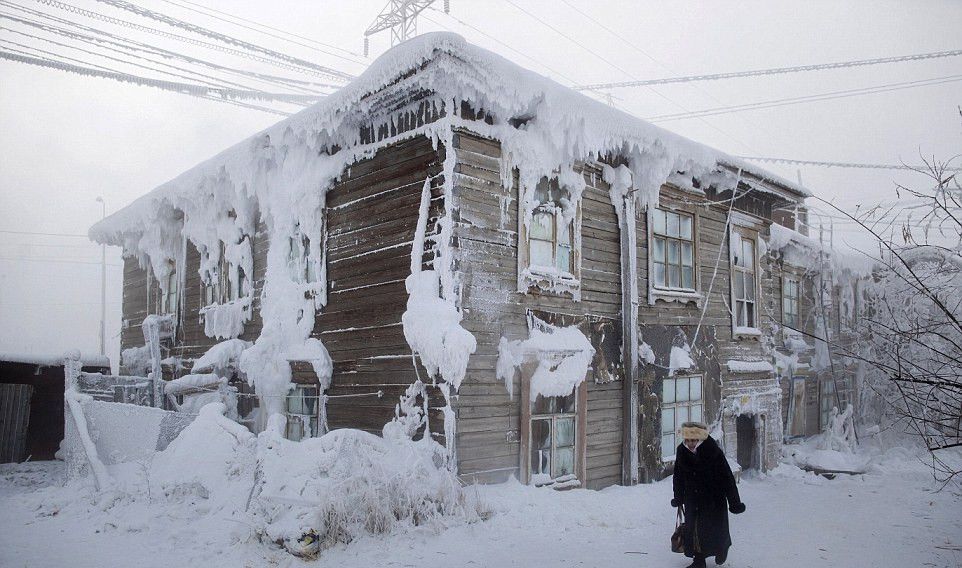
726, 359, 774, 374
163, 373, 224, 396
668, 344, 695, 376
120, 345, 151, 374
252, 429, 486, 556
783, 405, 868, 472
0, 351, 109, 368
150, 403, 255, 505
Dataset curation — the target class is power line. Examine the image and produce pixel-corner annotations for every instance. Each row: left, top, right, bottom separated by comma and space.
501, 0, 759, 153
0, 229, 89, 237
576, 47, 962, 90
646, 74, 962, 122
36, 0, 348, 84
0, 255, 122, 266
0, 50, 304, 112
738, 156, 962, 172
89, 0, 354, 82
157, 0, 365, 63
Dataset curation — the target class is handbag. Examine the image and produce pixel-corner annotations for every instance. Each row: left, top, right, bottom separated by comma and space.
670, 506, 687, 554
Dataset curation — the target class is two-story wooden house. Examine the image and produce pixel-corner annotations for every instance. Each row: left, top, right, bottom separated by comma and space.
92, 33, 819, 489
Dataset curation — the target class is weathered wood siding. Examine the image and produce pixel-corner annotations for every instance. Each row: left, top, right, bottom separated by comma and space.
449, 129, 625, 490
119, 257, 160, 361
316, 135, 448, 440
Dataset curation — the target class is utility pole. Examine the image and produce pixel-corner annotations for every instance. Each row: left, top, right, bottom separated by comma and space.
95, 196, 106, 358
363, 0, 448, 56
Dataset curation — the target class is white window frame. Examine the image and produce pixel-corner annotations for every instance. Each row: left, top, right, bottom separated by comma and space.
661, 374, 704, 461
783, 276, 800, 331
286, 383, 321, 441
650, 208, 697, 292
730, 226, 760, 335
518, 177, 583, 296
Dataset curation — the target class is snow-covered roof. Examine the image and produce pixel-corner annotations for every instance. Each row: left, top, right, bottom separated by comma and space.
0, 352, 110, 368
90, 33, 809, 246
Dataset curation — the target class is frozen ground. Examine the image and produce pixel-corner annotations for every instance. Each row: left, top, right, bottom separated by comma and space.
1, 449, 960, 568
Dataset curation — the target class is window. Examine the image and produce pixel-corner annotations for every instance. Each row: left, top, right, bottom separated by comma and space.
521, 177, 580, 282
202, 237, 251, 306
819, 379, 835, 430
161, 265, 178, 314
651, 209, 695, 290
529, 391, 577, 482
286, 384, 320, 441
288, 230, 320, 284
661, 375, 704, 460
731, 231, 757, 329
783, 277, 800, 330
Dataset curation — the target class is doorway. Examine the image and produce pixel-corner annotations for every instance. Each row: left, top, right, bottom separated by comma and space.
736, 414, 757, 471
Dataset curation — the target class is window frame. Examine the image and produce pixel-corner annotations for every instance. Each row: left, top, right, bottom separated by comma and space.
202, 236, 252, 307
650, 208, 697, 293
730, 226, 760, 334
660, 374, 705, 462
285, 383, 321, 442
517, 177, 583, 296
782, 276, 800, 331
519, 357, 587, 486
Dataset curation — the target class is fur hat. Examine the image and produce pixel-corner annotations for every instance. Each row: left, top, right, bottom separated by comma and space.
679, 421, 709, 441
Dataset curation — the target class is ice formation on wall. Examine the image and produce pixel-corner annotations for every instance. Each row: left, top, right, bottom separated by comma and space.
497, 322, 595, 401
91, 32, 810, 427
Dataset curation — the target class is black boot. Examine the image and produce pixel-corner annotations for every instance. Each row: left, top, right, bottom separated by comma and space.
686, 556, 707, 568
715, 548, 728, 565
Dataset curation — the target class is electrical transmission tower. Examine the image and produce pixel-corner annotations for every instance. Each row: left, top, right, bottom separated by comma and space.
364, 0, 449, 56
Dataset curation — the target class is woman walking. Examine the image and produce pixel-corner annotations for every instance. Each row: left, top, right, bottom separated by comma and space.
671, 422, 745, 567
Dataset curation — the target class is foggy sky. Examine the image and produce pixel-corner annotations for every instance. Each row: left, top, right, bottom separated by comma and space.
1, 0, 959, 369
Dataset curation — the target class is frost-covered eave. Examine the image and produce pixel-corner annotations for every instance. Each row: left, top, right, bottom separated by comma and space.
91, 32, 813, 244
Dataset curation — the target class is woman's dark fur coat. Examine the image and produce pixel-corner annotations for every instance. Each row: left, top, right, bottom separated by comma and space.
671, 436, 744, 558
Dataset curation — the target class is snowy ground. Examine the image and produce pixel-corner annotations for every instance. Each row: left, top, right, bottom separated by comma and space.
2, 450, 961, 568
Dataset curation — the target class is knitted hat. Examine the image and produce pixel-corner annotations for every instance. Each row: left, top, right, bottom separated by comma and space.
680, 421, 709, 441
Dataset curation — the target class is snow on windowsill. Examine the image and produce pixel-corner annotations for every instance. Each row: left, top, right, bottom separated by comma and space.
519, 266, 581, 300
649, 287, 702, 306
733, 326, 762, 339
726, 360, 775, 374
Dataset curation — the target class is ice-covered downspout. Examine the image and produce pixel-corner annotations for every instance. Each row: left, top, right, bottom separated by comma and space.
604, 164, 640, 486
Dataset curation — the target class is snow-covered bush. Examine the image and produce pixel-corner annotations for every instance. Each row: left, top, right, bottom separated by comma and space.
251, 428, 488, 556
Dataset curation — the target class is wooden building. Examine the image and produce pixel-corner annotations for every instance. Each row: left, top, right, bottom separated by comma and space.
92, 33, 830, 490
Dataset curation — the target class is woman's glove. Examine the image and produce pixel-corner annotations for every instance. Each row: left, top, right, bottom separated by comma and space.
729, 502, 746, 514
670, 498, 681, 508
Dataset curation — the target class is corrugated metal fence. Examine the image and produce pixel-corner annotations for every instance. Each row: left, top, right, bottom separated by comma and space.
0, 383, 33, 463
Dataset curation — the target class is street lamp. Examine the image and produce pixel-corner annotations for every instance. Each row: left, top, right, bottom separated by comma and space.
95, 196, 106, 358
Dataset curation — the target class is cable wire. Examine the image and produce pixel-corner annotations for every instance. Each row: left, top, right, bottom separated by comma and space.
737, 156, 962, 172
646, 74, 962, 122
89, 0, 354, 81
576, 47, 962, 90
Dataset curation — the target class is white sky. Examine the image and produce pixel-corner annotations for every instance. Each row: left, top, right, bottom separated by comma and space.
0, 0, 960, 367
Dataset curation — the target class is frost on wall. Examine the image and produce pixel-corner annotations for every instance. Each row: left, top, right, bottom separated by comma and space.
497, 319, 595, 401
91, 32, 809, 427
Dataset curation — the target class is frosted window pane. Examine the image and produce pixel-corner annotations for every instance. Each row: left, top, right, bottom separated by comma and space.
680, 215, 693, 240
532, 447, 551, 476
556, 417, 575, 447
690, 378, 702, 401
554, 447, 574, 477
653, 237, 666, 263
556, 245, 572, 272
746, 279, 755, 301
662, 434, 676, 459
532, 419, 551, 450
691, 404, 703, 423
668, 266, 680, 288
682, 242, 693, 266
742, 240, 754, 267
682, 267, 694, 290
531, 211, 553, 240
734, 272, 745, 300
653, 210, 666, 235
676, 377, 689, 402
676, 406, 689, 428
662, 408, 675, 434
557, 392, 576, 414
667, 212, 680, 237
653, 262, 666, 287
668, 240, 680, 264
662, 378, 675, 404
530, 240, 553, 267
